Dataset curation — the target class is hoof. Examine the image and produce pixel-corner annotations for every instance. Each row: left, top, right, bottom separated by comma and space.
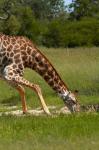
23, 111, 29, 115
45, 111, 52, 116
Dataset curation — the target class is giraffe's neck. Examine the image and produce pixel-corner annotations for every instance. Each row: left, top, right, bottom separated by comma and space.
25, 46, 69, 98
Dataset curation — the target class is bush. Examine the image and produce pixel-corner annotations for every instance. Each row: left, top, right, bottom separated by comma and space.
42, 20, 62, 47
43, 18, 99, 47
1, 10, 99, 48
18, 7, 41, 43
3, 15, 21, 35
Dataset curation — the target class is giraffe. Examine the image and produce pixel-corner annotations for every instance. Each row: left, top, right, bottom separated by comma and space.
0, 33, 80, 115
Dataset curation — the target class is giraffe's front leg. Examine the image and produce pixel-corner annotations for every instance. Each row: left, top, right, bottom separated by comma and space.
3, 64, 51, 115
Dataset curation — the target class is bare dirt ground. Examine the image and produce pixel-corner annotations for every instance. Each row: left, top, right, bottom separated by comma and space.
0, 106, 71, 116
0, 104, 99, 116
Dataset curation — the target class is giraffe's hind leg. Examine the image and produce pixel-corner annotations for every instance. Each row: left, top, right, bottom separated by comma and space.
4, 80, 28, 114
4, 65, 51, 115
16, 85, 27, 114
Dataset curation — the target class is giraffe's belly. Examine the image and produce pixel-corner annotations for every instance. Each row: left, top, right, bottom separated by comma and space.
0, 54, 13, 76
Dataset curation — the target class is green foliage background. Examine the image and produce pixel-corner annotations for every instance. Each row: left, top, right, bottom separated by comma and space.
0, 0, 99, 47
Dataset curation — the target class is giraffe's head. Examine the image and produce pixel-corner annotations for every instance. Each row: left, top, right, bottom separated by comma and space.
61, 90, 80, 112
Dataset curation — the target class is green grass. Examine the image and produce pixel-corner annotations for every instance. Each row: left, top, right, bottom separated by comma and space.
0, 115, 99, 150
0, 47, 99, 150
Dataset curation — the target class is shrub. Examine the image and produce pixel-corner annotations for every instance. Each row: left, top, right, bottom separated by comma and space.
3, 15, 21, 35
18, 7, 41, 43
43, 18, 99, 47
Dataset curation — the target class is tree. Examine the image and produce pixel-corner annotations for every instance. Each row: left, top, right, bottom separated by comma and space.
18, 7, 41, 42
22, 0, 66, 20
69, 0, 99, 20
3, 15, 21, 35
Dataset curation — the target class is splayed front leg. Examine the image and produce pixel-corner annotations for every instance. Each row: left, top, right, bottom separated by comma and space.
32, 84, 51, 115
